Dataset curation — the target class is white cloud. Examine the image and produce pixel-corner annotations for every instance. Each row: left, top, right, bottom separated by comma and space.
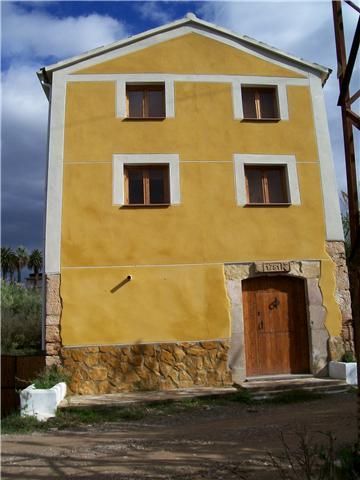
2, 3, 128, 60
197, 2, 333, 61
134, 2, 175, 25
2, 63, 47, 131
1, 4, 129, 248
197, 1, 359, 195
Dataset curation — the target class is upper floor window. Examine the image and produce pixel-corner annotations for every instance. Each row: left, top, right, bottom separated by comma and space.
245, 165, 288, 204
242, 86, 279, 120
124, 164, 170, 205
126, 84, 165, 119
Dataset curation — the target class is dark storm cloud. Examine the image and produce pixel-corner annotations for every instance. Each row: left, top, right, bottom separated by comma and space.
1, 3, 127, 251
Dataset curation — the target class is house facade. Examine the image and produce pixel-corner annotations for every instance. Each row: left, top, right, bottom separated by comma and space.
39, 14, 353, 395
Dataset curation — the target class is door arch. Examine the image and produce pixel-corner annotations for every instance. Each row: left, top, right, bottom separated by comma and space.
242, 275, 310, 376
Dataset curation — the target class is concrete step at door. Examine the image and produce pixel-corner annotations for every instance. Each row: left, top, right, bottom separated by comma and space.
241, 378, 352, 400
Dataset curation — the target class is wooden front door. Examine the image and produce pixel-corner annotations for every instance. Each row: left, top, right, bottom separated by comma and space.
243, 276, 309, 376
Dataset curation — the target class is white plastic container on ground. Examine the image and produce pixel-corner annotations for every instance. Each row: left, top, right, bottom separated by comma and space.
329, 361, 357, 385
20, 382, 67, 421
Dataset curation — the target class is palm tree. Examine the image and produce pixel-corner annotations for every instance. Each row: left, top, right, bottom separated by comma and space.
15, 246, 29, 283
8, 250, 18, 283
1, 246, 13, 280
28, 249, 43, 288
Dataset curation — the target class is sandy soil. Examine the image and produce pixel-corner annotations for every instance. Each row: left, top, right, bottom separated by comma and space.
1, 393, 357, 480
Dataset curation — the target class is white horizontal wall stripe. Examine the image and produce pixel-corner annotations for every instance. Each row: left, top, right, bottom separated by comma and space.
112, 153, 180, 205
64, 160, 320, 165
66, 73, 309, 85
62, 257, 331, 269
234, 154, 301, 206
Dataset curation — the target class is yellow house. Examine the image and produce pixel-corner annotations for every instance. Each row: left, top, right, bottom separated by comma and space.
38, 13, 352, 394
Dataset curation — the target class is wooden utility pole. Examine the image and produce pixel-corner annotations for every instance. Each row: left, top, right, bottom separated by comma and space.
332, 0, 360, 447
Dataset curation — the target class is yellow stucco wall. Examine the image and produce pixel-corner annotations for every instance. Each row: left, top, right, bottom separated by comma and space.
60, 33, 342, 346
61, 265, 230, 345
76, 32, 306, 77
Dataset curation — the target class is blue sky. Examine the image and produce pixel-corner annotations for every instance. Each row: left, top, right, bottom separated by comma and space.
1, 1, 359, 252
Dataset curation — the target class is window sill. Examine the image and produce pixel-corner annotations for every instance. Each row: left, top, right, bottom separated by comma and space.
123, 117, 166, 121
241, 117, 281, 122
244, 203, 291, 207
121, 203, 171, 208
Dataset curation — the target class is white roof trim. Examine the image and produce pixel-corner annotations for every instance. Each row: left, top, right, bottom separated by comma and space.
37, 13, 330, 85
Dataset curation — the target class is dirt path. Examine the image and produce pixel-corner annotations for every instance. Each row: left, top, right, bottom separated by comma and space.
2, 393, 356, 479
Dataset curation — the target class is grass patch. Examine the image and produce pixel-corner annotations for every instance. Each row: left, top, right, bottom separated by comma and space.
2, 405, 146, 434
32, 365, 71, 390
1, 413, 48, 434
2, 388, 328, 434
1, 391, 254, 434
226, 388, 254, 404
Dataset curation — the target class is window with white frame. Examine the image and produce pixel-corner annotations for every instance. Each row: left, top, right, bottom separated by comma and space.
126, 84, 165, 119
116, 79, 175, 119
232, 81, 289, 121
245, 165, 289, 204
241, 86, 280, 120
113, 154, 180, 206
234, 154, 300, 206
124, 164, 170, 205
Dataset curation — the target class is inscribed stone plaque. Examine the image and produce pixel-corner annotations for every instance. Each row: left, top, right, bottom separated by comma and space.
255, 262, 290, 273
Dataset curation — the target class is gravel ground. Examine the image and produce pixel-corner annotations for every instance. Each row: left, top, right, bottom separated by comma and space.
1, 392, 357, 479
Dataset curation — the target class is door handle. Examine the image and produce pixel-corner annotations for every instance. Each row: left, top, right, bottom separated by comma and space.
269, 297, 280, 310
258, 320, 264, 330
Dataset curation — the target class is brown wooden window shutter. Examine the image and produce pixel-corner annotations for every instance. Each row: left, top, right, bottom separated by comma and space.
124, 165, 170, 205
245, 165, 289, 204
242, 86, 279, 120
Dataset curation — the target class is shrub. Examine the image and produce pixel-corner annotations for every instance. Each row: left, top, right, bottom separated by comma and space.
32, 365, 71, 389
341, 351, 356, 363
270, 431, 360, 480
1, 281, 42, 354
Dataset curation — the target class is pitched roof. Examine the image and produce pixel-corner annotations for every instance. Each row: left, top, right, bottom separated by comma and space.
37, 12, 331, 86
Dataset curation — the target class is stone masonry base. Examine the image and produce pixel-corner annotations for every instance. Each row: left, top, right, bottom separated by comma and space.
45, 274, 62, 366
62, 341, 232, 395
326, 241, 354, 358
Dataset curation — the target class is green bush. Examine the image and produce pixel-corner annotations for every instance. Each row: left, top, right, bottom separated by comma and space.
32, 365, 70, 389
341, 351, 356, 363
1, 281, 41, 354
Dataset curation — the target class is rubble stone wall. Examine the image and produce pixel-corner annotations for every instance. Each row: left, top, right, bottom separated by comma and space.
45, 274, 62, 366
61, 341, 231, 395
326, 241, 354, 357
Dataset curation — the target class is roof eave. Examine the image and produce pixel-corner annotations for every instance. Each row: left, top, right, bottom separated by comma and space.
37, 14, 331, 87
